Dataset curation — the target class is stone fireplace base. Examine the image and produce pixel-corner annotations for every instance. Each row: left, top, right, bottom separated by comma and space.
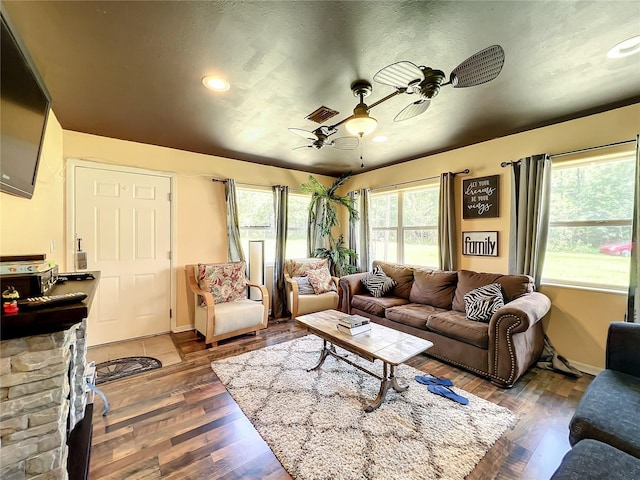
0, 319, 88, 480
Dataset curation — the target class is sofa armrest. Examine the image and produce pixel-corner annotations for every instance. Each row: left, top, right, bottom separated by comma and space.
607, 322, 640, 378
490, 292, 551, 334
488, 292, 551, 386
338, 272, 368, 313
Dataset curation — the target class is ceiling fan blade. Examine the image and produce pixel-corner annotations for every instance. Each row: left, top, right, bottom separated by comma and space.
394, 99, 430, 122
374, 61, 424, 89
288, 128, 318, 141
450, 45, 505, 88
331, 136, 359, 150
292, 145, 314, 151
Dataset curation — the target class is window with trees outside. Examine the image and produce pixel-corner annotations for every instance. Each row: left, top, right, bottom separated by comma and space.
286, 193, 310, 258
236, 188, 309, 264
541, 150, 635, 290
237, 188, 275, 263
370, 184, 440, 268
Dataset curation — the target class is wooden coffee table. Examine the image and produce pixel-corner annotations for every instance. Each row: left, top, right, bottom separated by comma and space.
296, 309, 433, 412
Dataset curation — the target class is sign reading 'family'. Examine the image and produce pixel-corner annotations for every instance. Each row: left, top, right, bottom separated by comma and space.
462, 231, 499, 257
463, 175, 499, 219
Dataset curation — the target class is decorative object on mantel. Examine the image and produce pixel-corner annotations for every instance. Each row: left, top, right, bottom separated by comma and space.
211, 335, 515, 480
462, 231, 499, 256
463, 174, 499, 218
95, 356, 162, 385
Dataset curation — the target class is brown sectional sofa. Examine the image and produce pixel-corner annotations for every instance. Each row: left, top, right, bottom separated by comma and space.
338, 260, 551, 387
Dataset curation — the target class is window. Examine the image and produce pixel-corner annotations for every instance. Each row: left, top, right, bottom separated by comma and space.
286, 193, 310, 258
237, 188, 275, 263
236, 188, 310, 263
542, 152, 635, 290
370, 184, 439, 267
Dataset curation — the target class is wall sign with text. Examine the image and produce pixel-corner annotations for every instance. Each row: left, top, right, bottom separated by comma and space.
463, 175, 499, 219
462, 231, 498, 257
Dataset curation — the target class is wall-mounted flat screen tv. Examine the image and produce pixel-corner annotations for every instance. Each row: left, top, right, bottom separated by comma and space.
1, 10, 51, 199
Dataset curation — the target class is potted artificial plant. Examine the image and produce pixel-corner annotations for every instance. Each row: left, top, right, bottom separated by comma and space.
301, 173, 359, 277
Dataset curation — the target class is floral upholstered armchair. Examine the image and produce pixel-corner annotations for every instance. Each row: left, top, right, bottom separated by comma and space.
185, 262, 268, 347
283, 258, 339, 319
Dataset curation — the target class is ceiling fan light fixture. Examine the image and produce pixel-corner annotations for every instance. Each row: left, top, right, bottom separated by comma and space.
607, 35, 640, 58
202, 76, 230, 92
345, 103, 377, 136
372, 135, 388, 143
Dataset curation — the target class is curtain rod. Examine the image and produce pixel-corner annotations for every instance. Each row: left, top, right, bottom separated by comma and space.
212, 178, 303, 192
500, 139, 636, 167
370, 169, 470, 192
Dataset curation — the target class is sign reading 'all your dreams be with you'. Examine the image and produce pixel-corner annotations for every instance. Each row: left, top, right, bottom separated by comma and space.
463, 175, 499, 219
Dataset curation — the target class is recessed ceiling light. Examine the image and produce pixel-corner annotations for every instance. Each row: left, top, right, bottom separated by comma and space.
607, 35, 640, 58
372, 135, 388, 143
202, 76, 230, 92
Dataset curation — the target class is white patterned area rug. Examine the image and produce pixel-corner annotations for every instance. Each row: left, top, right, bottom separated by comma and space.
210, 335, 515, 480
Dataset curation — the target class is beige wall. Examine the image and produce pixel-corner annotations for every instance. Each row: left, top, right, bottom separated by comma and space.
352, 103, 639, 370
61, 130, 336, 329
0, 112, 66, 266
2, 104, 636, 370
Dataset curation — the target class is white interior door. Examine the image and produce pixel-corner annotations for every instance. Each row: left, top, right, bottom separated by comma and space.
74, 165, 172, 346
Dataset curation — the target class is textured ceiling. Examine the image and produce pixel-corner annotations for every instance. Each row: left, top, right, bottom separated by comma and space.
3, 0, 640, 176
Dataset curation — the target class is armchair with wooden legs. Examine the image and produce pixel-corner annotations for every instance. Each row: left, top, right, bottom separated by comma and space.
185, 263, 268, 348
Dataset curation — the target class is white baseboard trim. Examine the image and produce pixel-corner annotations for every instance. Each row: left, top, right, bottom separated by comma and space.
568, 359, 603, 376
172, 324, 195, 333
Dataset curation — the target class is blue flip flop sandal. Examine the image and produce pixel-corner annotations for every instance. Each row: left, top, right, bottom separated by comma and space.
414, 374, 454, 387
427, 384, 469, 405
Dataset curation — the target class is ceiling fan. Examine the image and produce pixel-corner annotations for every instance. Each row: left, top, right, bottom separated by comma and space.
289, 125, 359, 151
373, 45, 506, 121
288, 45, 505, 147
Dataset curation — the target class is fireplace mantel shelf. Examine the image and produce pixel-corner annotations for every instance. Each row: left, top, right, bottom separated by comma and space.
1, 271, 100, 340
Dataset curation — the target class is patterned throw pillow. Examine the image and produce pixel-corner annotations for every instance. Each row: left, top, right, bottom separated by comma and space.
306, 267, 337, 294
287, 258, 327, 278
197, 262, 248, 305
361, 265, 397, 298
463, 283, 505, 322
293, 276, 316, 295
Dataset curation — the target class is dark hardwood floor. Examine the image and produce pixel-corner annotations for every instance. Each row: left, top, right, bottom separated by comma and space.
89, 320, 592, 479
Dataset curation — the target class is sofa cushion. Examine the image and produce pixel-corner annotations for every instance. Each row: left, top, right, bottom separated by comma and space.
409, 270, 457, 309
426, 310, 489, 349
361, 265, 397, 297
464, 283, 505, 322
385, 303, 448, 331
292, 276, 315, 295
351, 294, 408, 318
452, 269, 534, 312
306, 267, 337, 294
569, 369, 640, 458
197, 262, 247, 305
372, 260, 415, 299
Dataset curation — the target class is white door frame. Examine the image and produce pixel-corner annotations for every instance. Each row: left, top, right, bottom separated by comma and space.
65, 158, 178, 334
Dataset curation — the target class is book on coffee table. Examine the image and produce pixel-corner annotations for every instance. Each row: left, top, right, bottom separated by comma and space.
338, 314, 370, 329
337, 322, 371, 335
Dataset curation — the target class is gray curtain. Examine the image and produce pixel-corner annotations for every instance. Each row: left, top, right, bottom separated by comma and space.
438, 172, 456, 271
348, 191, 358, 270
225, 179, 245, 262
348, 189, 371, 272
628, 135, 639, 323
307, 199, 325, 256
508, 154, 551, 288
358, 188, 371, 272
272, 185, 288, 319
